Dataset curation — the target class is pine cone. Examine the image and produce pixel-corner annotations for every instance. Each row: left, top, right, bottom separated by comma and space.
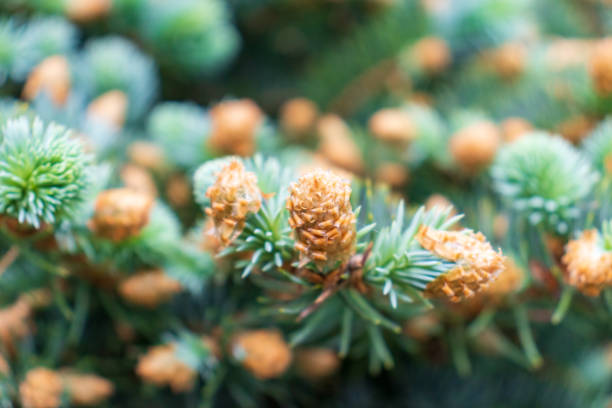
231, 329, 292, 380
368, 108, 416, 144
287, 169, 356, 270
127, 141, 167, 171
417, 226, 505, 302
120, 164, 158, 197
562, 229, 612, 296
208, 99, 263, 157
205, 160, 262, 246
86, 90, 128, 129
118, 269, 182, 308
61, 372, 114, 406
65, 0, 112, 22
500, 117, 532, 142
295, 348, 340, 380
449, 121, 501, 172
19, 368, 63, 408
375, 162, 409, 188
136, 343, 196, 393
489, 42, 527, 80
22, 56, 70, 105
89, 188, 154, 242
280, 97, 319, 138
316, 114, 364, 174
413, 36, 451, 75
590, 38, 612, 96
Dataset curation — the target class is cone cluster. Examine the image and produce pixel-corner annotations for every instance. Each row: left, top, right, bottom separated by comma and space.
562, 229, 612, 296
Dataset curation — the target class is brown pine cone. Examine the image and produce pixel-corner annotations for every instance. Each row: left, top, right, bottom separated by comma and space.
562, 229, 612, 296
208, 99, 263, 156
61, 371, 114, 406
417, 226, 505, 302
65, 0, 112, 22
231, 329, 292, 380
89, 188, 154, 242
368, 108, 416, 144
22, 56, 70, 105
280, 97, 319, 138
19, 368, 63, 408
205, 160, 262, 246
86, 90, 128, 129
136, 343, 197, 393
287, 169, 356, 270
118, 269, 182, 308
449, 121, 501, 172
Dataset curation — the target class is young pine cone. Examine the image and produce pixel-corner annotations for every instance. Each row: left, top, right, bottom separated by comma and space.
208, 99, 263, 157
590, 38, 612, 96
295, 348, 340, 380
118, 269, 182, 308
287, 169, 356, 270
136, 343, 196, 393
368, 108, 416, 145
316, 114, 364, 174
412, 36, 451, 75
489, 42, 527, 80
449, 121, 501, 173
61, 372, 114, 406
280, 97, 319, 138
89, 188, 154, 242
500, 117, 532, 142
231, 329, 292, 380
65, 0, 112, 22
417, 226, 505, 302
22, 56, 70, 105
562, 229, 612, 296
86, 90, 128, 129
19, 368, 63, 408
205, 160, 262, 246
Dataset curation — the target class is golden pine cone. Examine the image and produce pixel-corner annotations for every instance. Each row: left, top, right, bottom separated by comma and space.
287, 169, 356, 270
231, 329, 292, 380
127, 141, 167, 171
413, 36, 451, 75
590, 38, 612, 96
0, 298, 31, 354
61, 372, 114, 406
500, 117, 532, 142
136, 343, 196, 393
489, 42, 527, 80
118, 269, 182, 308
65, 0, 112, 22
205, 160, 262, 246
120, 164, 158, 197
86, 90, 128, 129
19, 368, 63, 408
449, 121, 501, 172
208, 99, 263, 157
316, 114, 364, 174
562, 229, 612, 296
90, 188, 154, 242
368, 108, 416, 144
295, 348, 340, 380
22, 56, 70, 105
417, 226, 505, 302
280, 97, 319, 137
